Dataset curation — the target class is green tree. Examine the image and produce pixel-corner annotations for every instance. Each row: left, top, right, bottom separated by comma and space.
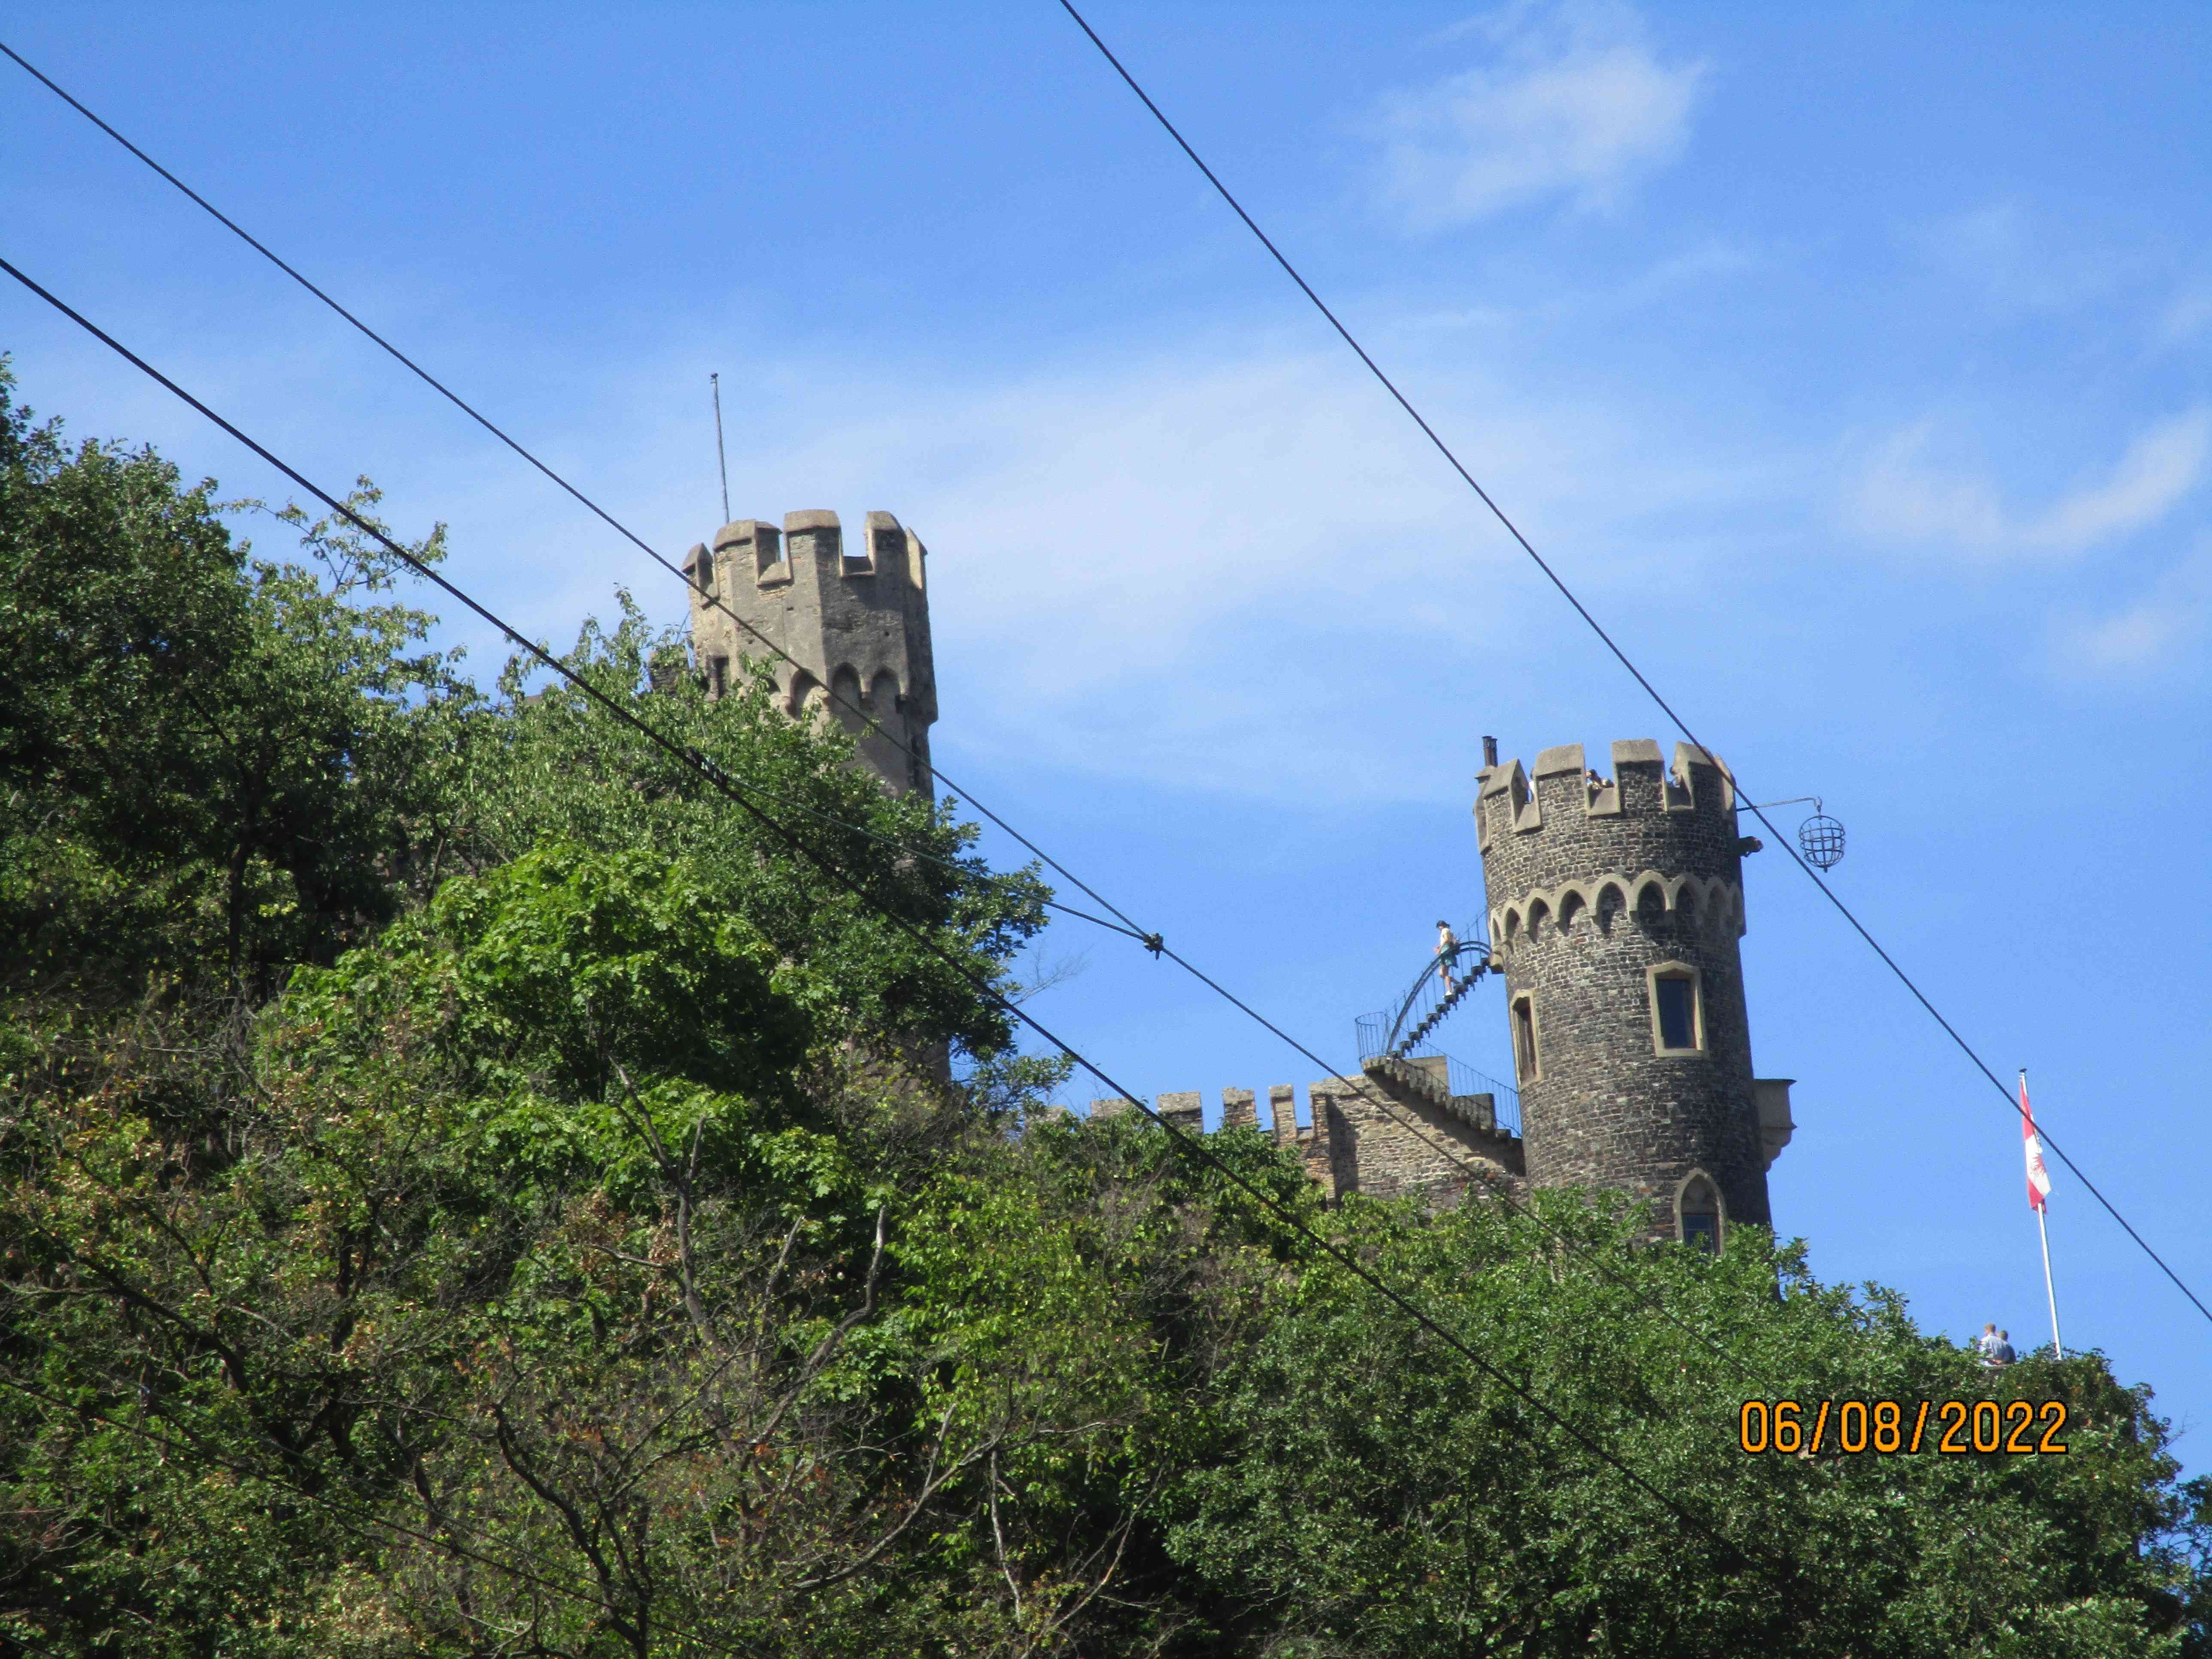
0, 358, 469, 1002
1162, 1189, 2201, 1658
3, 365, 2203, 1659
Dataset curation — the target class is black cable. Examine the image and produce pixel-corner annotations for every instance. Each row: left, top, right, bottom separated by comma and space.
0, 35, 1161, 953
0, 39, 1781, 1366
0, 254, 1791, 1588
1052, 0, 2212, 1331
0, 29, 2072, 1444
0, 30, 1785, 1387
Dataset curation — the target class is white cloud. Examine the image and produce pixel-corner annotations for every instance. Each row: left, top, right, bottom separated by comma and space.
1367, 0, 1708, 232
2063, 538, 2212, 673
1850, 409, 2212, 559
1914, 201, 2138, 320
494, 322, 1780, 805
2160, 286, 2212, 346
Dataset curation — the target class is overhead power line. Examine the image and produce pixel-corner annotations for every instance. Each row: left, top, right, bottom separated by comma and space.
0, 35, 1163, 958
0, 36, 2010, 1397
1050, 0, 2212, 1334
0, 255, 1799, 1596
0, 37, 1781, 1370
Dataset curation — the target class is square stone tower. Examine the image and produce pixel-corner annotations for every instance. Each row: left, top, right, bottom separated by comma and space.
685, 509, 937, 796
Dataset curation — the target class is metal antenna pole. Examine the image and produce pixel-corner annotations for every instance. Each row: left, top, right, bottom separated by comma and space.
710, 372, 730, 525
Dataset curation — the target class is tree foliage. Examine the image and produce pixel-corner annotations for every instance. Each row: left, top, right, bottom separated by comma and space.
2, 367, 2205, 1657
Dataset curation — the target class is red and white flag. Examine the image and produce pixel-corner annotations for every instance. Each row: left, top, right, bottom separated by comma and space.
2022, 1073, 2053, 1212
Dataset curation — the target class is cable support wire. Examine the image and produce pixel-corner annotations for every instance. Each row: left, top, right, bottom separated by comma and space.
0, 40, 1760, 1366
2, 257, 1807, 1594
1051, 0, 2212, 1333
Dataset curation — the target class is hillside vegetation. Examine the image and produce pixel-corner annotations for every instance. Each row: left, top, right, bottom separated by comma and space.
3, 363, 2206, 1657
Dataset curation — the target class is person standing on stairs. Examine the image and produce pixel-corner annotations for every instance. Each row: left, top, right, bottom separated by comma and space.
1436, 921, 1459, 997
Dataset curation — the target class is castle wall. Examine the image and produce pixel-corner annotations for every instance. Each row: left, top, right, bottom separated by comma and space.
686, 509, 936, 796
1477, 740, 1773, 1236
1088, 1075, 1524, 1209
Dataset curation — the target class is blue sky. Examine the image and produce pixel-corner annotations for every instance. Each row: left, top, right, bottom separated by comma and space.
7, 2, 2209, 1477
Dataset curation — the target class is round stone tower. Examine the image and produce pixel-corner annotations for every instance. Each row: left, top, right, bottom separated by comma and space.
684, 509, 937, 796
1475, 739, 1784, 1242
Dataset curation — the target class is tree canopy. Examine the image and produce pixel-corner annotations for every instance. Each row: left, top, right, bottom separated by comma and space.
3, 362, 2206, 1657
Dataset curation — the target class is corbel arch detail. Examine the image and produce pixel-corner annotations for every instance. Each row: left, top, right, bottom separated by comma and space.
1491, 872, 1744, 945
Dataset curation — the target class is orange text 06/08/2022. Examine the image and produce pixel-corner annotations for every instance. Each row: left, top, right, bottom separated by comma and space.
1738, 1399, 2068, 1456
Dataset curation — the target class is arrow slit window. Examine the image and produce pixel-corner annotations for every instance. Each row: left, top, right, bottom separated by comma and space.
1647, 963, 1703, 1054
1511, 994, 1540, 1082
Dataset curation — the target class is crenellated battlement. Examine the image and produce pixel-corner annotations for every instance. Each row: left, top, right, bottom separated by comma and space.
1083, 1071, 1525, 1208
1474, 740, 1736, 852
1474, 739, 1753, 917
693, 509, 928, 596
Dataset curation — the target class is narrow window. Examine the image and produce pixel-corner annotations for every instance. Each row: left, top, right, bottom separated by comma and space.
1648, 965, 1702, 1054
1678, 1174, 1722, 1253
708, 655, 729, 699
693, 550, 717, 596
1511, 994, 1539, 1083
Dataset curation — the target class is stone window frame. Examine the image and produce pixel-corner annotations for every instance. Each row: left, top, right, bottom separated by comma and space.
1645, 960, 1705, 1056
1674, 1168, 1725, 1252
1510, 992, 1541, 1083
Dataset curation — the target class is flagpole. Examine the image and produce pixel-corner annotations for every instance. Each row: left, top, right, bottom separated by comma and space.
2023, 1068, 2063, 1361
2036, 1201, 2063, 1360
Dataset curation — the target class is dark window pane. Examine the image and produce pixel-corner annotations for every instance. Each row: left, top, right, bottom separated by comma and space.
1656, 975, 1696, 1049
1682, 1212, 1718, 1252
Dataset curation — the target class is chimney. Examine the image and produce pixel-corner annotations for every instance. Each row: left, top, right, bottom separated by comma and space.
1482, 735, 1499, 768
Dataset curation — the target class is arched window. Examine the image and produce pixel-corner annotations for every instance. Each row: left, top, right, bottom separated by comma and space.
1677, 1172, 1723, 1252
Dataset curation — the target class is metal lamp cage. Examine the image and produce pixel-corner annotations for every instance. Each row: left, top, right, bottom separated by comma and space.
1797, 805, 1846, 870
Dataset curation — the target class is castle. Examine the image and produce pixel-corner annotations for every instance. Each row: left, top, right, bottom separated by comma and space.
688, 509, 1794, 1246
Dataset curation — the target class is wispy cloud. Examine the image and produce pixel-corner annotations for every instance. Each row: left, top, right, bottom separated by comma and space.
1367, 0, 1708, 233
510, 323, 1780, 803
2063, 537, 2212, 673
2160, 286, 2212, 347
1850, 409, 2212, 559
1912, 200, 2139, 321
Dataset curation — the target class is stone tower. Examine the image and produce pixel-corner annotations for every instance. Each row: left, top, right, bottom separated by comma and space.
684, 510, 937, 796
1474, 739, 1793, 1244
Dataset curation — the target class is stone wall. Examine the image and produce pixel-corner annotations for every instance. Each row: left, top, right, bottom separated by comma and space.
1089, 1066, 1525, 1209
